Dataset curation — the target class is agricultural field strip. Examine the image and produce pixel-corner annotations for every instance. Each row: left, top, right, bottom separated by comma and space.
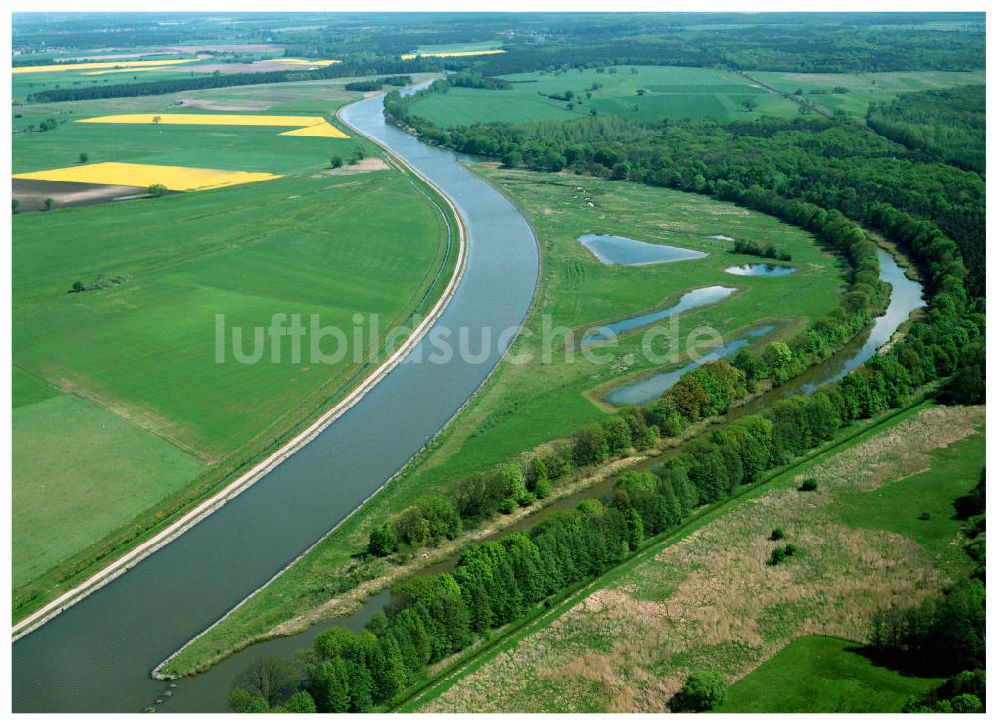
271, 58, 340, 66
401, 50, 506, 59
76, 113, 350, 138
13, 59, 197, 74
13, 162, 281, 191
10, 97, 470, 642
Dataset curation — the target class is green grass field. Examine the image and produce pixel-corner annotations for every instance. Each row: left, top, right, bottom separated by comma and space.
11, 77, 456, 613
752, 70, 985, 117
835, 429, 985, 573
717, 636, 941, 712
12, 80, 369, 175
13, 385, 204, 587
415, 403, 983, 712
164, 163, 846, 674
408, 66, 802, 126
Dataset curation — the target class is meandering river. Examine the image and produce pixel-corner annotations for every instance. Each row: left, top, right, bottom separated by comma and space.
12, 92, 540, 713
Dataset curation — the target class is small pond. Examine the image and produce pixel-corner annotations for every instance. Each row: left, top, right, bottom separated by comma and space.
583, 285, 737, 346
607, 325, 775, 405
725, 263, 797, 277
578, 233, 706, 266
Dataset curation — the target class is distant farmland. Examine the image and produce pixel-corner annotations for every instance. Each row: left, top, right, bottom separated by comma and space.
407, 66, 802, 125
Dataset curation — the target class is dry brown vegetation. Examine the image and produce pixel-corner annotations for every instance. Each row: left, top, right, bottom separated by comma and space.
424, 405, 984, 713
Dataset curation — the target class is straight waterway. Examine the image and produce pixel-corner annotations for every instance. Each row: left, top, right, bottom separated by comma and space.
12, 91, 540, 713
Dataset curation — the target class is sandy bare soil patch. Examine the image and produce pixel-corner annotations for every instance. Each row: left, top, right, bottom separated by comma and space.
425, 405, 984, 713
312, 158, 390, 177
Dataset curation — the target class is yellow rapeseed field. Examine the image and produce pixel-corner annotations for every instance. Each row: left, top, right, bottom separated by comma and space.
13, 59, 195, 75
270, 58, 341, 66
400, 49, 506, 59
76, 113, 349, 138
13, 162, 281, 191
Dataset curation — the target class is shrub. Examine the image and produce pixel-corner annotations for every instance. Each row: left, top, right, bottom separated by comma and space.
498, 497, 517, 515
769, 527, 785, 541
768, 547, 788, 566
573, 423, 608, 466
677, 670, 727, 712
367, 522, 398, 556
798, 477, 818, 492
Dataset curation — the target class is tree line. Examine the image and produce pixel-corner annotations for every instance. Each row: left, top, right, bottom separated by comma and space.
231, 318, 972, 711
344, 75, 412, 91
731, 238, 792, 262
25, 58, 443, 103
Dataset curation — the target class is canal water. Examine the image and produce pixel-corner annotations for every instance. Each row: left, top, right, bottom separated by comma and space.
12, 91, 540, 712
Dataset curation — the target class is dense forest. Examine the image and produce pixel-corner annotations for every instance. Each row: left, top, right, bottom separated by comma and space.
867, 84, 985, 175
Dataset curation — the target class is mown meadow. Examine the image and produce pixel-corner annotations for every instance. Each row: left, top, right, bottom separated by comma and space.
716, 636, 942, 713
